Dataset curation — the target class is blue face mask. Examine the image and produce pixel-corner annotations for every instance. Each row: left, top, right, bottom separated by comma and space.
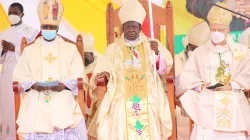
42, 30, 57, 41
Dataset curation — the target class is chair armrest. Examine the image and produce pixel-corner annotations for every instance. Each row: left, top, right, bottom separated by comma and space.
165, 72, 176, 140
166, 73, 174, 83
96, 77, 108, 101
13, 81, 20, 140
77, 78, 84, 90
77, 78, 86, 117
13, 81, 20, 92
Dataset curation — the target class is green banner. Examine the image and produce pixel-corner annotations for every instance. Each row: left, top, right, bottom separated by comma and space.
174, 31, 244, 55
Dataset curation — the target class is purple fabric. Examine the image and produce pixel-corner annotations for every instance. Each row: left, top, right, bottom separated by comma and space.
156, 53, 167, 76
25, 119, 88, 140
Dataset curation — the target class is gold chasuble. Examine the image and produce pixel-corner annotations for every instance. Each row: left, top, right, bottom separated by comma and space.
122, 44, 150, 139
91, 33, 172, 140
93, 0, 172, 139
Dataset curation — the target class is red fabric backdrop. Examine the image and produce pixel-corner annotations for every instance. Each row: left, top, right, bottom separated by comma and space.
141, 17, 156, 38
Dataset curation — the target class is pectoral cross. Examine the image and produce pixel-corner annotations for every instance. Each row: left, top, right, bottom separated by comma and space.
44, 52, 57, 64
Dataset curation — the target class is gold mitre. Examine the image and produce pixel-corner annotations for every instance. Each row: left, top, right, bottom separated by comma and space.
38, 0, 64, 26
207, 2, 232, 26
118, 0, 146, 24
188, 22, 210, 46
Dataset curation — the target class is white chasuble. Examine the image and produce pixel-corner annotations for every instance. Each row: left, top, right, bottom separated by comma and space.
177, 36, 250, 139
13, 36, 87, 140
208, 46, 238, 132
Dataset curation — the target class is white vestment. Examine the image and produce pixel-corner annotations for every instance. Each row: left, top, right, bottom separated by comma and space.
0, 23, 37, 140
190, 44, 249, 140
13, 36, 88, 140
177, 36, 250, 140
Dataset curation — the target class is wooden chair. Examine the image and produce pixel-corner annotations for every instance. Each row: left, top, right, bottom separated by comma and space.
97, 0, 176, 139
12, 35, 85, 140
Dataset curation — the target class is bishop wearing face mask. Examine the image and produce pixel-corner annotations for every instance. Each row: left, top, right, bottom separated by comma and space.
176, 2, 250, 140
12, 0, 88, 139
0, 3, 38, 140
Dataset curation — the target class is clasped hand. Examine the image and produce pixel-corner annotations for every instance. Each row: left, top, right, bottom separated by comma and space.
31, 82, 66, 92
1, 40, 15, 52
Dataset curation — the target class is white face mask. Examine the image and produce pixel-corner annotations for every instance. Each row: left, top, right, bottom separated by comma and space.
210, 31, 225, 44
8, 15, 21, 25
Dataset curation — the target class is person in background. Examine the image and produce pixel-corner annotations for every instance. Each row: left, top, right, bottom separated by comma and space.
80, 32, 101, 140
12, 0, 88, 139
0, 2, 38, 140
175, 21, 210, 84
177, 2, 250, 139
186, 0, 250, 31
175, 21, 210, 140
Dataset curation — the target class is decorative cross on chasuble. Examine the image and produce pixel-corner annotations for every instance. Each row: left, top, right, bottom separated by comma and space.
44, 52, 57, 64
219, 95, 232, 106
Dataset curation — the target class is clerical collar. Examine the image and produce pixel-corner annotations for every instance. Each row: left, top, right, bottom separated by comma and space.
42, 36, 57, 46
209, 40, 230, 54
124, 37, 141, 47
214, 45, 230, 54
125, 38, 139, 43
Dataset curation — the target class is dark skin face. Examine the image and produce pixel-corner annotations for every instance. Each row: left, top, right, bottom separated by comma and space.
122, 21, 141, 41
84, 52, 94, 66
184, 43, 198, 58
94, 21, 161, 86
122, 21, 159, 54
41, 24, 59, 42
8, 6, 23, 26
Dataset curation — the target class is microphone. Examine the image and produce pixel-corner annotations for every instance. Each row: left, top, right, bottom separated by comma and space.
207, 1, 250, 19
